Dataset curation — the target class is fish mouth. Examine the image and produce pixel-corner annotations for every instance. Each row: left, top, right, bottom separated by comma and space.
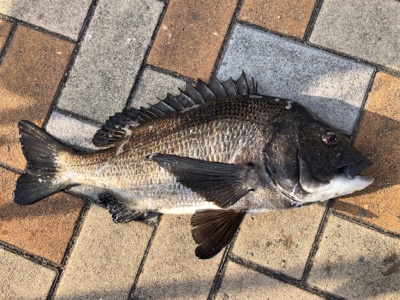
298, 156, 374, 198
342, 159, 372, 180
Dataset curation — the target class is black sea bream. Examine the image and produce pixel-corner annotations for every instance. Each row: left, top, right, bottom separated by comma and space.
13, 72, 373, 258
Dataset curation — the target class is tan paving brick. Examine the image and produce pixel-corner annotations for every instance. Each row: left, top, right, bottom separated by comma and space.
0, 19, 13, 51
55, 205, 153, 300
134, 215, 222, 299
239, 0, 317, 39
334, 72, 400, 234
0, 247, 56, 299
0, 25, 75, 171
308, 215, 400, 299
147, 0, 238, 82
0, 167, 85, 264
217, 262, 324, 300
233, 203, 326, 279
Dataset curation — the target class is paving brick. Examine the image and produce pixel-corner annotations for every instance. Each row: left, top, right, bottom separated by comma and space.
0, 248, 56, 299
0, 19, 13, 51
57, 0, 164, 124
217, 262, 323, 300
308, 215, 400, 299
130, 67, 185, 109
147, 0, 238, 82
239, 0, 317, 39
334, 72, 400, 234
0, 25, 75, 171
0, 167, 85, 264
54, 205, 153, 300
233, 203, 326, 279
134, 215, 222, 299
217, 24, 374, 134
46, 111, 100, 151
310, 0, 400, 71
0, 0, 92, 40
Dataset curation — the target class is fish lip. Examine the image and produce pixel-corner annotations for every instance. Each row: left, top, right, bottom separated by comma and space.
343, 159, 372, 180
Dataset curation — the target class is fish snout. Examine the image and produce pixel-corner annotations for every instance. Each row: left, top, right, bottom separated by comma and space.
343, 159, 372, 180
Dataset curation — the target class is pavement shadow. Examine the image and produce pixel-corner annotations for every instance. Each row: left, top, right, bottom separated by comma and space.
51, 252, 400, 299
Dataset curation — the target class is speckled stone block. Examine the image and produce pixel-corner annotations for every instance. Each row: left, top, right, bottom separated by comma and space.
334, 72, 400, 234
310, 0, 400, 71
0, 167, 85, 264
54, 205, 153, 300
0, 25, 75, 171
147, 0, 238, 82
217, 24, 374, 134
0, 248, 56, 299
239, 0, 317, 39
233, 203, 326, 279
217, 262, 324, 300
46, 111, 100, 151
0, 0, 92, 40
134, 215, 222, 300
130, 67, 185, 109
0, 19, 13, 50
57, 0, 164, 123
308, 215, 400, 299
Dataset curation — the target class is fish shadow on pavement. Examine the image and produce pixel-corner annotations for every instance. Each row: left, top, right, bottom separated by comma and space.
334, 107, 400, 221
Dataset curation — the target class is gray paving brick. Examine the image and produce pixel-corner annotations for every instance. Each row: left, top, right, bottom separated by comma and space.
54, 205, 153, 300
217, 262, 324, 300
46, 111, 100, 151
0, 0, 92, 40
308, 215, 400, 299
233, 203, 326, 279
0, 248, 56, 299
134, 215, 222, 300
217, 23, 374, 134
130, 67, 185, 109
57, 0, 164, 123
310, 0, 400, 72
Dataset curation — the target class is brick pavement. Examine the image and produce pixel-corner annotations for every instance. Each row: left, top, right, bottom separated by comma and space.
0, 0, 399, 299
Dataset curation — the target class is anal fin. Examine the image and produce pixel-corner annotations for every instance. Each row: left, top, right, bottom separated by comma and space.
98, 193, 147, 223
191, 209, 246, 259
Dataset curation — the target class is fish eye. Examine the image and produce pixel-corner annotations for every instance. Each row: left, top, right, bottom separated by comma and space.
323, 132, 339, 146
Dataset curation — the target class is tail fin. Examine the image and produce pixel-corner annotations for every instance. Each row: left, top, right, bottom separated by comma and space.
13, 121, 72, 205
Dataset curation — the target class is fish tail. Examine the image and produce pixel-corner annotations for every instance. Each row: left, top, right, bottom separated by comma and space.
13, 121, 73, 205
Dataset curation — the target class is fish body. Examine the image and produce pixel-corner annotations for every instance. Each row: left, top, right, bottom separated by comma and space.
61, 95, 294, 214
13, 73, 373, 258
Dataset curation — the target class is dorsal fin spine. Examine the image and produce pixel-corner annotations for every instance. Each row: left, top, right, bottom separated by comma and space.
177, 89, 197, 106
195, 80, 216, 101
185, 82, 205, 104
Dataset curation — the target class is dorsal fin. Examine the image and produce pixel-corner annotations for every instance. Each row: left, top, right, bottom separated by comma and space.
92, 71, 258, 148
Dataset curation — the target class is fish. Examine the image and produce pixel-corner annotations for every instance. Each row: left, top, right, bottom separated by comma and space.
13, 72, 373, 259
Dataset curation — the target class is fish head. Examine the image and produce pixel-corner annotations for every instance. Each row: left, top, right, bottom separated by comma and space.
263, 106, 373, 204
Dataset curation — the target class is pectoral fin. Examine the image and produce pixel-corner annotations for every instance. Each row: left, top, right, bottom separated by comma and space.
191, 209, 246, 259
149, 153, 253, 208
